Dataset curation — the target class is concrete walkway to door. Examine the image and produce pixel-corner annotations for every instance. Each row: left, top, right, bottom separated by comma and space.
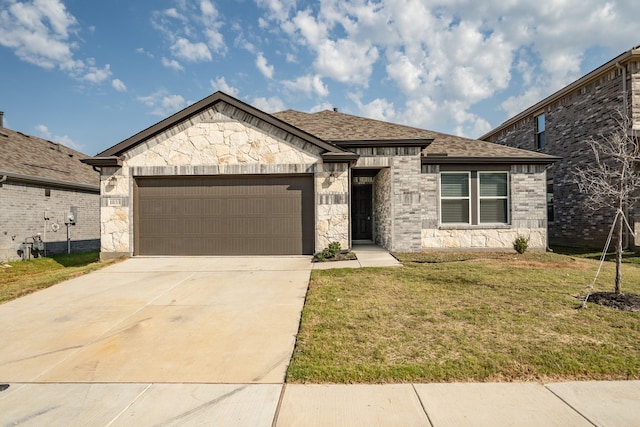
0, 256, 311, 384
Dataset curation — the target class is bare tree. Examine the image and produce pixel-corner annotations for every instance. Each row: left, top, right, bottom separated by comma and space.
573, 112, 640, 294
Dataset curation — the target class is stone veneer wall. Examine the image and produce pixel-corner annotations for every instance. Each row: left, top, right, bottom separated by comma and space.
420, 164, 547, 250
373, 168, 392, 248
487, 62, 639, 248
99, 102, 349, 257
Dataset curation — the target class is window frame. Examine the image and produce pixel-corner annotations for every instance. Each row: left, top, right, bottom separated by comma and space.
535, 113, 546, 149
477, 171, 510, 225
439, 171, 471, 225
438, 170, 511, 227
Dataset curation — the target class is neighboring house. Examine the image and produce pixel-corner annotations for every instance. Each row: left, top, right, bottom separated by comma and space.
481, 45, 640, 248
82, 92, 557, 259
0, 115, 100, 261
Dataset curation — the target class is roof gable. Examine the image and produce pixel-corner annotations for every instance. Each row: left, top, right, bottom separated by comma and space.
98, 92, 348, 158
0, 127, 98, 189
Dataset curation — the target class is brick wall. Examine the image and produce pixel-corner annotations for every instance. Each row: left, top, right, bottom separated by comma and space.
389, 157, 423, 251
487, 63, 637, 248
420, 165, 547, 250
0, 181, 100, 261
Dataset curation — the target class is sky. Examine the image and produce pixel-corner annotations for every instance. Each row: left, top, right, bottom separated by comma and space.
0, 0, 638, 155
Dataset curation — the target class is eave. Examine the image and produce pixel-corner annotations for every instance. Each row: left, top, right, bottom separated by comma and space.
421, 156, 561, 165
0, 171, 99, 192
80, 156, 123, 168
321, 152, 360, 162
333, 139, 433, 149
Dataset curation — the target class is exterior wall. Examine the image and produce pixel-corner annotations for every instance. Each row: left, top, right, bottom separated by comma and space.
100, 102, 348, 258
373, 168, 392, 248
353, 148, 423, 252
389, 156, 423, 251
0, 181, 99, 261
486, 63, 638, 248
420, 164, 548, 251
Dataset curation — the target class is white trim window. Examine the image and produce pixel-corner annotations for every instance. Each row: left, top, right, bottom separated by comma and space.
479, 172, 509, 224
440, 172, 470, 224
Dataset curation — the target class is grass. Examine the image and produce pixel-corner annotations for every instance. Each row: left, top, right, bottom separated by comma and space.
0, 251, 116, 304
287, 250, 640, 383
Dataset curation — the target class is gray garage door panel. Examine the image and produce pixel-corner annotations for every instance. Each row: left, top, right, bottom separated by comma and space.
135, 175, 314, 255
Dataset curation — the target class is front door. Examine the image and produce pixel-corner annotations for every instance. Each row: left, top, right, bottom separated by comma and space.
352, 184, 372, 240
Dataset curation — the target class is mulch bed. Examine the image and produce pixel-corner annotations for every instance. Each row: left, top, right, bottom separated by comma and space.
586, 291, 640, 313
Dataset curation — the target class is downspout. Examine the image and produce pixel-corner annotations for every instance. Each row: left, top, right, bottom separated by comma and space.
615, 62, 628, 117
616, 62, 631, 250
0, 175, 7, 185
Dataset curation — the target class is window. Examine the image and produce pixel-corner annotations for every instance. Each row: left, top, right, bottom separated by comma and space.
440, 173, 470, 224
535, 114, 546, 149
479, 172, 508, 223
546, 178, 554, 222
440, 171, 510, 225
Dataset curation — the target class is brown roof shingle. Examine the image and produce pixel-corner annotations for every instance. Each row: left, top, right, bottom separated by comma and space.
274, 109, 559, 163
0, 127, 99, 189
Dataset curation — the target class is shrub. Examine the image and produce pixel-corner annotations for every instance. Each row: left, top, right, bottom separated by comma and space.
513, 235, 530, 254
316, 242, 342, 261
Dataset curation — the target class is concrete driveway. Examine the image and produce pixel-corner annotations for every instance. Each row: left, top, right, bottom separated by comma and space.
0, 256, 311, 384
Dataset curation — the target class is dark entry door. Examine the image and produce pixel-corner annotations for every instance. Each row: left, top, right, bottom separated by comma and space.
352, 184, 372, 240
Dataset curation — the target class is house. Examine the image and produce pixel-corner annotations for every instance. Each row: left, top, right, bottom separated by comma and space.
82, 92, 558, 259
481, 45, 640, 248
0, 114, 100, 261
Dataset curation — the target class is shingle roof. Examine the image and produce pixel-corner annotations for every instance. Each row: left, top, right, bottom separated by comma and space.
274, 109, 559, 163
0, 126, 99, 189
423, 137, 559, 163
273, 109, 437, 141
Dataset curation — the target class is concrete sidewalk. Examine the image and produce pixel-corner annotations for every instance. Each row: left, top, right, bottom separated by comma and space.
1, 381, 638, 426
312, 244, 402, 269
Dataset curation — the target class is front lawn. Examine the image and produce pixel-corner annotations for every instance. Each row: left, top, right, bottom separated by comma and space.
0, 251, 115, 304
287, 251, 640, 383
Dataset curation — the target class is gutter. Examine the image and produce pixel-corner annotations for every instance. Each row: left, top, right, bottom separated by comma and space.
421, 156, 561, 165
0, 172, 99, 192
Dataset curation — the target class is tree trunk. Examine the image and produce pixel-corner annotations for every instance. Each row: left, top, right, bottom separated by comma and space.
615, 205, 623, 294
615, 215, 623, 294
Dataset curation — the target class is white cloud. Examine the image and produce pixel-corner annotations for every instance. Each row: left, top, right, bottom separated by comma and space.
252, 0, 639, 136
255, 0, 296, 22
256, 52, 274, 79
349, 93, 397, 123
137, 90, 187, 116
35, 124, 82, 151
283, 74, 329, 98
250, 96, 285, 113
161, 57, 184, 71
170, 38, 212, 62
210, 76, 239, 97
0, 0, 121, 87
151, 1, 226, 69
81, 63, 111, 83
112, 78, 127, 92
314, 39, 378, 85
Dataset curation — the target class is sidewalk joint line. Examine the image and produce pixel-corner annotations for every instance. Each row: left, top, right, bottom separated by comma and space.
271, 383, 287, 427
105, 383, 152, 427
412, 384, 435, 427
544, 384, 598, 427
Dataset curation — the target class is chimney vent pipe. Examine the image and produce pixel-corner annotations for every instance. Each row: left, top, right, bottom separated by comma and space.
0, 111, 4, 128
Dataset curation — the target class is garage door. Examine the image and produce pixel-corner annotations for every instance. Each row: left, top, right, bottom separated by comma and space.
134, 175, 314, 255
